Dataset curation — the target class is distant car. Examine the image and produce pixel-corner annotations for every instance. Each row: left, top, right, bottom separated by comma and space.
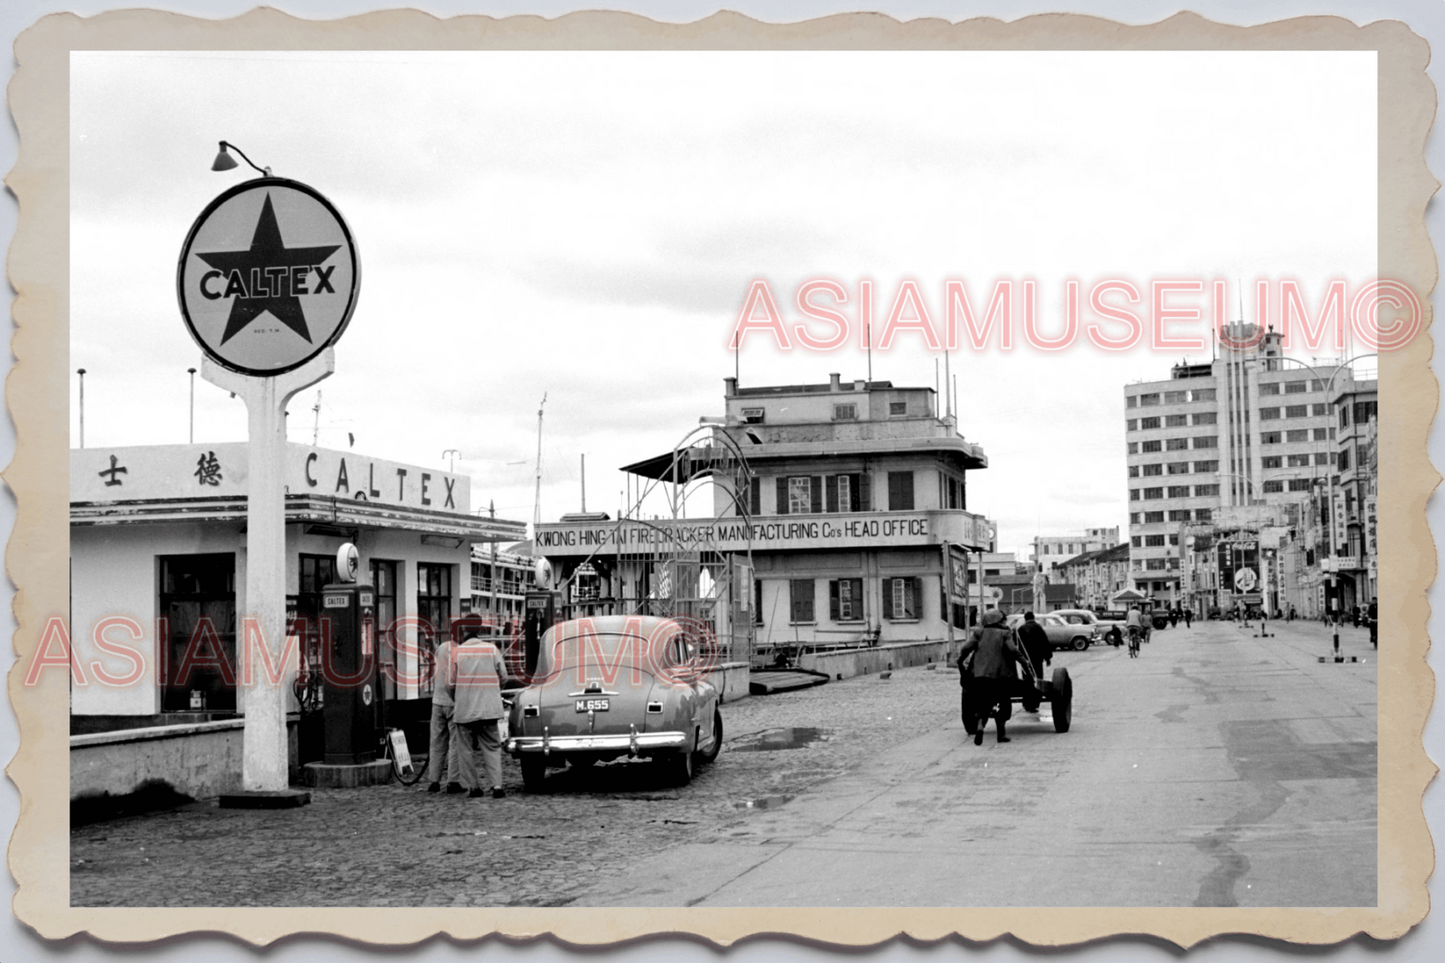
504, 615, 723, 792
1055, 608, 1126, 646
1007, 611, 1100, 651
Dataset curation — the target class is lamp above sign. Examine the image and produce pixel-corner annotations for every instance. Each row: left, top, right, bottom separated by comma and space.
177, 177, 360, 376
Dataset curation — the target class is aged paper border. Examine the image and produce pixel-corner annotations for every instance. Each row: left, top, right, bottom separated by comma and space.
5, 6, 1436, 949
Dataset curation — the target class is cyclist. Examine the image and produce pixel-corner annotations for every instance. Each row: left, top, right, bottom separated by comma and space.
1125, 606, 1143, 658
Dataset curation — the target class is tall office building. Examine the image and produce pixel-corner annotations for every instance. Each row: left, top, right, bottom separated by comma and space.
1124, 324, 1343, 603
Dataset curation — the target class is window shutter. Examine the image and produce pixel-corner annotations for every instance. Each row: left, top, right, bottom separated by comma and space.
883, 579, 894, 619
825, 475, 839, 513
810, 476, 823, 513
850, 474, 863, 511
776, 477, 789, 515
829, 581, 840, 621
748, 476, 761, 516
858, 472, 871, 511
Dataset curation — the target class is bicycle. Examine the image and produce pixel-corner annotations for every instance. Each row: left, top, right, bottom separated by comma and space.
381, 727, 426, 785
1127, 626, 1141, 659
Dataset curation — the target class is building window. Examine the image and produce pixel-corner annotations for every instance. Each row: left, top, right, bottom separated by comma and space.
1316, 452, 1332, 465
1166, 437, 1189, 451
741, 407, 766, 424
1261, 431, 1282, 444
1168, 509, 1191, 522
1143, 487, 1163, 500
1126, 395, 1138, 408
1315, 428, 1330, 441
1193, 412, 1217, 425
827, 473, 861, 512
160, 553, 237, 712
1258, 382, 1280, 395
1312, 403, 1329, 416
1146, 558, 1167, 570
778, 475, 821, 515
1167, 485, 1190, 498
1168, 534, 1179, 546
754, 580, 764, 625
1339, 448, 1352, 471
833, 403, 858, 421
829, 578, 865, 621
417, 563, 453, 647
1262, 480, 1284, 493
1144, 511, 1165, 523
1142, 440, 1162, 453
1288, 478, 1313, 492
1339, 405, 1350, 427
1139, 393, 1160, 406
1140, 416, 1161, 430
1145, 534, 1165, 547
1192, 388, 1216, 402
885, 577, 919, 620
1262, 456, 1282, 469
1194, 484, 1219, 497
1287, 454, 1311, 468
1192, 436, 1218, 449
1259, 407, 1280, 420
887, 471, 915, 511
1127, 442, 1138, 454
1193, 459, 1218, 473
1164, 390, 1186, 404
1142, 463, 1163, 476
1354, 400, 1377, 423
370, 559, 399, 699
1129, 489, 1140, 501
789, 579, 815, 623
1286, 429, 1309, 442
1285, 380, 1308, 394
1128, 465, 1139, 478
1167, 462, 1190, 475
889, 401, 907, 416
1195, 508, 1212, 523
1285, 404, 1308, 418
1127, 419, 1138, 431
1129, 513, 1140, 524
1131, 535, 1142, 547
748, 476, 761, 516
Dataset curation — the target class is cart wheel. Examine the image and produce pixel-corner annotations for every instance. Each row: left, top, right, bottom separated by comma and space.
961, 691, 978, 735
1050, 667, 1073, 733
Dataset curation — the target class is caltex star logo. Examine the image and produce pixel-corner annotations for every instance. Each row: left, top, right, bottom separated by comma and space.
195, 194, 341, 345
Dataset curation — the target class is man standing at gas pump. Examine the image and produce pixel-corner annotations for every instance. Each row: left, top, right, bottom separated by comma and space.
451, 630, 508, 798
425, 634, 461, 794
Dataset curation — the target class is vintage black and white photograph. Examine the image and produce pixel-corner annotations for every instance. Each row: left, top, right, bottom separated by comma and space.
44, 18, 1407, 927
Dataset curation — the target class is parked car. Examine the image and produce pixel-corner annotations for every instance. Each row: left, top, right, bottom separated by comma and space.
1054, 608, 1126, 646
504, 615, 723, 792
1007, 611, 1100, 651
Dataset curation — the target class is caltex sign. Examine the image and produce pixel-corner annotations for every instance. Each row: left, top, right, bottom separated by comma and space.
177, 177, 360, 375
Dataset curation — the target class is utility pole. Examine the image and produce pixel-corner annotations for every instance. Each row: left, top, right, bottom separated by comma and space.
188, 367, 197, 444
77, 368, 87, 448
580, 453, 586, 513
489, 499, 498, 631
532, 393, 547, 532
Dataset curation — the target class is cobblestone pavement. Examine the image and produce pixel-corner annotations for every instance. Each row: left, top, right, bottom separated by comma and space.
71, 655, 987, 907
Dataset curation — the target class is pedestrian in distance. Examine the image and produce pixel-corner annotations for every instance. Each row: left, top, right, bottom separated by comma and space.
425, 634, 463, 795
1368, 596, 1378, 649
1168, 608, 1178, 628
1183, 608, 1192, 629
1288, 605, 1296, 623
957, 608, 1021, 745
1014, 611, 1051, 715
450, 630, 509, 798
1125, 605, 1143, 657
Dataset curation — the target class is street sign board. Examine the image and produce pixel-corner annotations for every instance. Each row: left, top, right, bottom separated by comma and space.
178, 177, 360, 376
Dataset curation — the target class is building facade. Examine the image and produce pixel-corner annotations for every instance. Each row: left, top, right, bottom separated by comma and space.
1055, 542, 1131, 609
533, 374, 998, 664
1030, 528, 1119, 575
1124, 325, 1368, 604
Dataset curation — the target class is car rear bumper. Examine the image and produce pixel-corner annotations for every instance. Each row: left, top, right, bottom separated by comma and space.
506, 730, 688, 756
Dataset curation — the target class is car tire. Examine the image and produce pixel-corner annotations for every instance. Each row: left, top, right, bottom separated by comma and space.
1071, 636, 1089, 651
1050, 667, 1073, 733
520, 756, 547, 793
659, 743, 694, 787
699, 709, 723, 764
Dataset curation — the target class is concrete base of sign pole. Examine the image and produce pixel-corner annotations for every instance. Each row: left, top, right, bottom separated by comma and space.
203, 349, 335, 793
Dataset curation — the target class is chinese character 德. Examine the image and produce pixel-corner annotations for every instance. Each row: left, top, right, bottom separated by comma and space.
194, 451, 223, 486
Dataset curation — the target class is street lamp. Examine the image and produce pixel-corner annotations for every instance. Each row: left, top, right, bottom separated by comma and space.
188, 367, 197, 444
76, 368, 86, 449
442, 449, 461, 473
211, 140, 271, 177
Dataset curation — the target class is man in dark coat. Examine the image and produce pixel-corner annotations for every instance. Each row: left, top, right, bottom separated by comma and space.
958, 608, 1021, 745
1014, 612, 1051, 714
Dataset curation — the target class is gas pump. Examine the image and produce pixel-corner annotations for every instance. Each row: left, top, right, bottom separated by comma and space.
522, 556, 559, 679
320, 543, 380, 764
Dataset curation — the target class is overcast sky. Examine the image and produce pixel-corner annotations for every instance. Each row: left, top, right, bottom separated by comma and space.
70, 50, 1376, 556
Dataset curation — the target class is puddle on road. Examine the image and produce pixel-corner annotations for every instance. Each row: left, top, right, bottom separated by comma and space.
733, 795, 795, 810
729, 727, 829, 752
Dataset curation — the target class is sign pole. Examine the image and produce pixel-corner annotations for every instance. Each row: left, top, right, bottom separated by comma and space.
204, 349, 334, 791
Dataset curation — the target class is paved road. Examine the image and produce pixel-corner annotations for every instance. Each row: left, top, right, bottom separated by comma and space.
70, 619, 1376, 908
570, 618, 1377, 907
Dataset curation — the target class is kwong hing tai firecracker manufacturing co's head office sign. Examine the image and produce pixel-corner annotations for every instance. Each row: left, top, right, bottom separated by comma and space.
177, 177, 360, 375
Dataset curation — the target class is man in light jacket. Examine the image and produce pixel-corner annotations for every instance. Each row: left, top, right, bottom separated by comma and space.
425, 635, 461, 794
449, 632, 508, 798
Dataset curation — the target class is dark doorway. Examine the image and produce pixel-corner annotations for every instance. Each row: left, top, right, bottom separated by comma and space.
159, 554, 236, 712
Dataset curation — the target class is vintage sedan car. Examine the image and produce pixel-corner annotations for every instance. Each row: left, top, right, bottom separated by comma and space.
1053, 608, 1127, 646
504, 615, 723, 792
1006, 611, 1101, 651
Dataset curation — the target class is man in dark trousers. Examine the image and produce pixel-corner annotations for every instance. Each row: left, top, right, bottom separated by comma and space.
1014, 611, 1051, 715
958, 608, 1021, 745
1183, 607, 1192, 629
1368, 596, 1378, 648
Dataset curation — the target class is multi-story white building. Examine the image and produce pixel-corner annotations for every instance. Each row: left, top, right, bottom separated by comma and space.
1128, 324, 1371, 609
1031, 528, 1118, 575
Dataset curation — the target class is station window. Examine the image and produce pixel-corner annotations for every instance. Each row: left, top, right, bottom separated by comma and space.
1129, 513, 1140, 524
1126, 395, 1138, 408
741, 407, 766, 424
833, 403, 858, 421
829, 578, 865, 622
417, 563, 453, 646
885, 577, 920, 621
887, 471, 914, 511
160, 553, 237, 713
1338, 449, 1352, 471
889, 401, 907, 416
1353, 401, 1377, 423
789, 579, 815, 624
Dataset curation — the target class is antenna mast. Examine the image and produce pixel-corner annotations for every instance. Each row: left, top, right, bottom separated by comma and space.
311, 390, 322, 445
532, 393, 547, 531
